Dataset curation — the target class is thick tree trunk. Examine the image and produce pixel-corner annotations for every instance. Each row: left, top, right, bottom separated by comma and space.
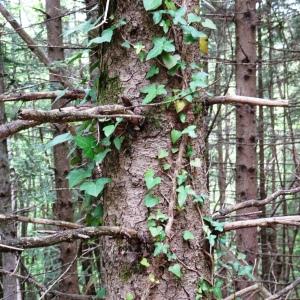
45, 0, 79, 296
99, 1, 211, 299
235, 0, 258, 295
0, 41, 21, 300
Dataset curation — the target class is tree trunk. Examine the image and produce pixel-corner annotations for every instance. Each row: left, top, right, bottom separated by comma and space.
0, 40, 21, 300
235, 0, 258, 295
45, 0, 79, 296
99, 1, 211, 298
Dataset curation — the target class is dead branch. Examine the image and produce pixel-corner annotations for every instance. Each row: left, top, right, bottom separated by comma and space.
223, 283, 272, 300
18, 105, 143, 123
0, 226, 140, 251
0, 119, 41, 139
208, 95, 289, 107
0, 90, 85, 102
266, 277, 300, 300
215, 187, 300, 218
0, 213, 82, 229
223, 216, 300, 232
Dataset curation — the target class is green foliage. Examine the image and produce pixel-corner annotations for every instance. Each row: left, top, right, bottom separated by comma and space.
79, 178, 112, 197
146, 37, 175, 60
143, 0, 162, 11
67, 168, 92, 188
144, 194, 160, 208
144, 169, 162, 190
183, 230, 195, 241
141, 83, 167, 104
168, 263, 182, 278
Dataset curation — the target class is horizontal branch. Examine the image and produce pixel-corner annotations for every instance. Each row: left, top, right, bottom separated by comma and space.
0, 213, 82, 229
215, 187, 300, 218
0, 119, 41, 139
223, 216, 300, 232
266, 277, 300, 300
0, 90, 85, 102
18, 105, 143, 123
0, 226, 140, 250
208, 95, 289, 107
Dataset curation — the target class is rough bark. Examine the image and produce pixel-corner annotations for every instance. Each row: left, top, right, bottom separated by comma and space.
45, 0, 79, 296
99, 1, 211, 299
0, 40, 21, 300
235, 0, 258, 295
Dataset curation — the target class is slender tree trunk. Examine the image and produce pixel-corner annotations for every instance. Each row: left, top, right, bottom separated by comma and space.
235, 0, 258, 295
0, 40, 21, 300
99, 1, 211, 298
45, 0, 79, 296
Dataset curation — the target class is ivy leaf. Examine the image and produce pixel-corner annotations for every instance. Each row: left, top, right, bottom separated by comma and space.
146, 65, 160, 79
208, 234, 217, 247
161, 53, 180, 69
158, 149, 169, 159
103, 124, 116, 137
121, 40, 131, 48
201, 18, 217, 30
94, 149, 111, 164
149, 225, 164, 238
80, 178, 112, 197
113, 136, 125, 151
168, 264, 182, 278
125, 293, 135, 300
188, 13, 202, 24
143, 0, 162, 11
146, 37, 175, 60
177, 171, 188, 185
144, 169, 162, 190
183, 230, 195, 241
190, 158, 201, 168
67, 168, 92, 188
96, 287, 106, 299
182, 25, 206, 43
171, 129, 182, 144
163, 163, 171, 170
189, 71, 208, 91
45, 133, 73, 149
75, 135, 97, 159
88, 28, 113, 45
169, 7, 187, 25
140, 258, 150, 267
153, 242, 169, 256
144, 194, 160, 208
141, 84, 167, 104
176, 185, 188, 207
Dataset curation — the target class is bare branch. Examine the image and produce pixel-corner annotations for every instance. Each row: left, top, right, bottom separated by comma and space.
0, 226, 140, 250
223, 216, 300, 232
18, 105, 143, 123
0, 213, 82, 229
215, 187, 300, 218
266, 277, 300, 300
0, 90, 85, 102
208, 95, 289, 107
0, 120, 41, 139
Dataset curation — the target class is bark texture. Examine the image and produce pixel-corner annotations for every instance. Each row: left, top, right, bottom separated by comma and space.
99, 1, 211, 299
235, 0, 258, 295
0, 41, 21, 300
45, 0, 79, 296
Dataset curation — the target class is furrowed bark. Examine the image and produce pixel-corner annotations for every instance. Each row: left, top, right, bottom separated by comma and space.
0, 39, 21, 300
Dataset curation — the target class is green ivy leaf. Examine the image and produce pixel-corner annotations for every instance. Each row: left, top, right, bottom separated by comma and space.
149, 225, 164, 238
182, 125, 197, 138
144, 169, 162, 189
153, 242, 169, 256
79, 178, 112, 197
141, 84, 167, 104
201, 18, 217, 30
121, 40, 131, 48
163, 163, 171, 170
144, 194, 160, 208
75, 135, 97, 159
146, 37, 175, 60
190, 72, 208, 91
168, 263, 182, 278
183, 230, 195, 240
96, 287, 106, 299
45, 133, 73, 149
188, 13, 202, 24
103, 124, 116, 137
113, 136, 125, 151
161, 53, 180, 69
208, 234, 217, 247
146, 65, 160, 79
125, 292, 135, 300
94, 149, 111, 164
169, 7, 187, 25
177, 171, 188, 185
158, 149, 169, 159
67, 168, 92, 188
176, 185, 188, 207
140, 258, 150, 267
171, 129, 182, 144
88, 28, 113, 45
143, 0, 162, 11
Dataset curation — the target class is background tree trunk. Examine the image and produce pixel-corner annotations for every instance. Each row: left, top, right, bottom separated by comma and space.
235, 0, 258, 295
45, 0, 79, 296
